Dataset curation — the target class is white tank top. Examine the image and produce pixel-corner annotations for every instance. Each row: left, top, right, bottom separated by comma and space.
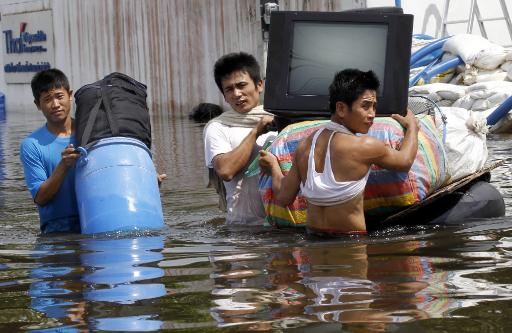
300, 121, 370, 206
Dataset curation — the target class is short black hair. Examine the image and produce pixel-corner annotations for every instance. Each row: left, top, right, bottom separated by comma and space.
31, 68, 70, 103
328, 69, 380, 113
189, 102, 223, 122
213, 52, 261, 93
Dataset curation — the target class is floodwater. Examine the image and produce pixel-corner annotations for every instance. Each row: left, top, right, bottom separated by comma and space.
1, 108, 512, 332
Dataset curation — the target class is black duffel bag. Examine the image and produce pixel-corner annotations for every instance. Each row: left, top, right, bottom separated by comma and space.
75, 72, 151, 148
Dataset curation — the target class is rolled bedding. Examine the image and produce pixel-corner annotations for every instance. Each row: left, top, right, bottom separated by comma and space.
256, 116, 450, 228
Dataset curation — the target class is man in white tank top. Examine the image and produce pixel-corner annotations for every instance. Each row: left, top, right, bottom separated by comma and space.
259, 69, 419, 236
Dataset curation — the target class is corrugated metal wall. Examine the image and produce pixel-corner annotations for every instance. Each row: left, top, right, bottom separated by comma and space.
56, 0, 265, 116
0, 0, 356, 116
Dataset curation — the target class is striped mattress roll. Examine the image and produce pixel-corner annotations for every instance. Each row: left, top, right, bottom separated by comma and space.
259, 116, 450, 228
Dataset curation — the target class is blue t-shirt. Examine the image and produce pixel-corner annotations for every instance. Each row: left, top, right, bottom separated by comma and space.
19, 124, 80, 233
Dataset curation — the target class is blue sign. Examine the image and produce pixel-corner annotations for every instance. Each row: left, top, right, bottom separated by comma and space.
3, 29, 47, 53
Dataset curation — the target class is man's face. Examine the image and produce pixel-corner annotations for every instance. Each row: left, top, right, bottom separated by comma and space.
220, 70, 263, 114
35, 87, 73, 125
338, 89, 377, 134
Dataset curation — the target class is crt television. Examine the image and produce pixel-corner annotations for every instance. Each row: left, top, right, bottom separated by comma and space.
264, 8, 413, 124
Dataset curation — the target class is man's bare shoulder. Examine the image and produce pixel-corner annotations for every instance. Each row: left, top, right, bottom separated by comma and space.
331, 134, 388, 159
295, 132, 314, 155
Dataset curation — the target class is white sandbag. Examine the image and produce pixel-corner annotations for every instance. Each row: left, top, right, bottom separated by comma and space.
441, 52, 458, 62
459, 92, 510, 112
437, 99, 455, 107
443, 34, 502, 66
468, 89, 494, 99
464, 67, 508, 84
408, 91, 441, 102
474, 46, 507, 70
438, 107, 488, 181
476, 69, 508, 82
437, 85, 466, 100
409, 83, 466, 101
487, 90, 512, 107
466, 80, 512, 92
467, 82, 512, 102
452, 94, 475, 109
500, 61, 512, 72
471, 99, 490, 111
506, 50, 512, 61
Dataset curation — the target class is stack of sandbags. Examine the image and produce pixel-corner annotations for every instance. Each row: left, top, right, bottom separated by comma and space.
409, 83, 466, 107
442, 34, 510, 85
452, 81, 512, 111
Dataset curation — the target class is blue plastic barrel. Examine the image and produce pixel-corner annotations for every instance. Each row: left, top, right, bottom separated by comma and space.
75, 137, 164, 234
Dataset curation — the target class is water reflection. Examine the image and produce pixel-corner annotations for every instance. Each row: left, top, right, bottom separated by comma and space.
80, 235, 165, 331
27, 237, 85, 332
24, 235, 167, 332
206, 232, 512, 331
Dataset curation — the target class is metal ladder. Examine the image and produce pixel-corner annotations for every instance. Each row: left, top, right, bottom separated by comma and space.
441, 0, 512, 46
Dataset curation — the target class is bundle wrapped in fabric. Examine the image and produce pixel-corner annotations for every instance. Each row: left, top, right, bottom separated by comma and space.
258, 121, 327, 227
364, 116, 450, 218
257, 116, 450, 228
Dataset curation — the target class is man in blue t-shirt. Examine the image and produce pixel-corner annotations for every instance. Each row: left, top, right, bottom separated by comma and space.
20, 69, 81, 233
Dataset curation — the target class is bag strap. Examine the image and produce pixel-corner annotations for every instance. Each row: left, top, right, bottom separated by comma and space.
100, 80, 120, 137
80, 81, 120, 147
80, 97, 102, 147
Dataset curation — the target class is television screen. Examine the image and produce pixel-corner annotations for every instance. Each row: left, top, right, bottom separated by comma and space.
264, 9, 413, 125
288, 22, 388, 97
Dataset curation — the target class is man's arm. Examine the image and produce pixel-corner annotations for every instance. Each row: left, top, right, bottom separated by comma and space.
35, 145, 80, 206
259, 150, 301, 206
213, 115, 274, 181
366, 110, 419, 172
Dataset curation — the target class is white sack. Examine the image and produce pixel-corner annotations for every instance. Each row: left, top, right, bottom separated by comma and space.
438, 107, 488, 181
466, 81, 512, 92
463, 67, 508, 85
409, 83, 466, 101
474, 46, 507, 70
471, 99, 490, 111
500, 61, 512, 72
467, 82, 512, 107
487, 90, 512, 107
506, 50, 512, 61
452, 94, 475, 109
437, 99, 455, 107
443, 34, 504, 67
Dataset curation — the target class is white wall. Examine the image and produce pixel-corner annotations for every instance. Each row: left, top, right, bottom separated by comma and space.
367, 0, 512, 46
